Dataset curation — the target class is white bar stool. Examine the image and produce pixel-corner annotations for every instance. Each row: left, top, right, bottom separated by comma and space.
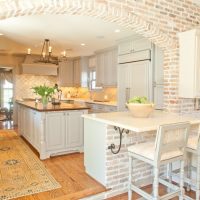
184, 126, 200, 200
128, 122, 190, 200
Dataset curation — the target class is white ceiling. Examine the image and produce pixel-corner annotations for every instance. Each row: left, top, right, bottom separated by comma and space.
0, 14, 136, 57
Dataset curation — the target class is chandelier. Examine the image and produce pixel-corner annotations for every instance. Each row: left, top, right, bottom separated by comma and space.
32, 39, 58, 65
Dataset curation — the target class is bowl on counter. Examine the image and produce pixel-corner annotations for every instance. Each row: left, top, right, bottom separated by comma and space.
126, 103, 154, 118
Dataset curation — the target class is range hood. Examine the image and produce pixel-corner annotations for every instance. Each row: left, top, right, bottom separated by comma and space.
21, 55, 58, 76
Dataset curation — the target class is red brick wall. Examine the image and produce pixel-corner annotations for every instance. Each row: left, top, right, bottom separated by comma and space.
0, 0, 199, 112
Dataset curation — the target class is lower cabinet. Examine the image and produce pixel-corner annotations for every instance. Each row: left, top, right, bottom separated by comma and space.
46, 112, 66, 151
17, 104, 87, 160
67, 111, 83, 149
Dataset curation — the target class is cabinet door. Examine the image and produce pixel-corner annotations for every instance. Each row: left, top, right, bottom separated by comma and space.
89, 56, 96, 68
96, 53, 104, 86
117, 63, 130, 111
46, 112, 65, 151
133, 38, 151, 52
103, 51, 112, 86
23, 108, 32, 141
118, 40, 132, 55
153, 46, 164, 109
32, 111, 41, 151
58, 60, 74, 87
131, 61, 150, 99
67, 111, 83, 148
73, 59, 81, 87
111, 49, 117, 86
20, 106, 25, 136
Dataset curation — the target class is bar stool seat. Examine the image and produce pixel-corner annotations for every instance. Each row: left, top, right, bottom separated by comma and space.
128, 142, 183, 162
128, 122, 190, 200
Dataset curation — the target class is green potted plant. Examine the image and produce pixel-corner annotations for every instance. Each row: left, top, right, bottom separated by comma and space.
126, 96, 154, 118
32, 85, 55, 107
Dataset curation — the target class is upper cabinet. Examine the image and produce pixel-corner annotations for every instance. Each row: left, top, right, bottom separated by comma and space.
88, 56, 96, 68
179, 29, 200, 98
58, 57, 89, 87
73, 57, 89, 88
95, 47, 117, 87
118, 37, 151, 56
58, 59, 74, 87
96, 52, 105, 86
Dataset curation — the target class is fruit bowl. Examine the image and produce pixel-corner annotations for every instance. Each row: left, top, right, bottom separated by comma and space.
126, 103, 154, 118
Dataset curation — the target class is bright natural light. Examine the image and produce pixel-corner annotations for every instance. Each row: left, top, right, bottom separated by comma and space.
3, 80, 13, 109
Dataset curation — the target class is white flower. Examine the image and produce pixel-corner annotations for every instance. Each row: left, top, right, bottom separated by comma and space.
45, 91, 48, 95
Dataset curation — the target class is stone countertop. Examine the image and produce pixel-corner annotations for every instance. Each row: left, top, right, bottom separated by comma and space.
82, 110, 200, 133
61, 98, 117, 107
16, 101, 90, 112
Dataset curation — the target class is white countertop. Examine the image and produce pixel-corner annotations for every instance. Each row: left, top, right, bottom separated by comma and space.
62, 98, 117, 106
82, 110, 200, 132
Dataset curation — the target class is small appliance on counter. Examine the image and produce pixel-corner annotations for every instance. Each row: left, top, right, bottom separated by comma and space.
52, 84, 62, 105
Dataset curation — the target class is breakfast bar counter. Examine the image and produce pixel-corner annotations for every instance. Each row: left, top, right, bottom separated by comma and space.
82, 111, 200, 198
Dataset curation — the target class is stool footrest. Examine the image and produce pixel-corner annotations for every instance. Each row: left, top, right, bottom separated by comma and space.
160, 190, 180, 200
159, 177, 179, 191
184, 195, 194, 200
131, 185, 154, 200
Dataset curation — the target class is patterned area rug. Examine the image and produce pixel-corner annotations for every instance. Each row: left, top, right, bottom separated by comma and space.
0, 130, 61, 200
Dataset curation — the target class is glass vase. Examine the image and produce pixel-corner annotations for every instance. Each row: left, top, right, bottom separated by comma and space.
41, 96, 48, 108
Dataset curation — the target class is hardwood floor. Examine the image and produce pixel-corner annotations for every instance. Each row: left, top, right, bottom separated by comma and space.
107, 184, 196, 200
0, 121, 106, 200
1, 121, 196, 200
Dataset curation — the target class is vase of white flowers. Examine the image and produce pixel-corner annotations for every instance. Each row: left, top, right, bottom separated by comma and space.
32, 85, 55, 108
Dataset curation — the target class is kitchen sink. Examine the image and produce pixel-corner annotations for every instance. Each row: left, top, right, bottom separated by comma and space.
61, 100, 74, 104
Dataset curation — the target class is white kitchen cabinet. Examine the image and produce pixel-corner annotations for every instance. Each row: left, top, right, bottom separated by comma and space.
118, 37, 151, 55
179, 29, 200, 98
73, 58, 81, 87
96, 52, 104, 86
46, 112, 66, 151
153, 46, 164, 109
32, 110, 41, 151
96, 48, 117, 87
67, 111, 83, 149
17, 104, 88, 160
104, 49, 117, 86
58, 59, 74, 87
73, 57, 89, 87
89, 56, 96, 68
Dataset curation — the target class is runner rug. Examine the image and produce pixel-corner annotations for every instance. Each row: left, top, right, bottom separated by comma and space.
0, 130, 61, 200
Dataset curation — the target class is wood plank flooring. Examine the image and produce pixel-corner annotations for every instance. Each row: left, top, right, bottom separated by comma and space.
107, 184, 195, 199
0, 121, 106, 200
0, 121, 196, 200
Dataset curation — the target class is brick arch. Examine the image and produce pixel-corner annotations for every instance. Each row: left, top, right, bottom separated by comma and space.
0, 0, 179, 112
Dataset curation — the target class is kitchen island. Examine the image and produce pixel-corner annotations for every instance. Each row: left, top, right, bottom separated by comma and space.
83, 111, 200, 198
17, 101, 89, 159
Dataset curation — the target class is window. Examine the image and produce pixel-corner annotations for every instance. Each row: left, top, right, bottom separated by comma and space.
3, 80, 13, 109
89, 70, 102, 90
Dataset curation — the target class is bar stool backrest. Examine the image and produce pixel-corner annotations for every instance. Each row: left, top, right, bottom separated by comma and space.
154, 122, 190, 163
195, 124, 200, 152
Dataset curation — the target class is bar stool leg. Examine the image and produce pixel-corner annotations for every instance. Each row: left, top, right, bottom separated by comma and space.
186, 152, 192, 192
128, 156, 133, 200
179, 160, 185, 200
196, 154, 200, 200
167, 163, 172, 193
153, 166, 159, 200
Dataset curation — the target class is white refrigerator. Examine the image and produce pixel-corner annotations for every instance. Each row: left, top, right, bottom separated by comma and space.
117, 60, 152, 111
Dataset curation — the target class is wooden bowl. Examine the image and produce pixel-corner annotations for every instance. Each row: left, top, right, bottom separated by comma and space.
126, 103, 154, 118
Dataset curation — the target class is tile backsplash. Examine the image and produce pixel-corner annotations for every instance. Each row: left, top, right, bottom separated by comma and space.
14, 74, 57, 99
14, 74, 117, 101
